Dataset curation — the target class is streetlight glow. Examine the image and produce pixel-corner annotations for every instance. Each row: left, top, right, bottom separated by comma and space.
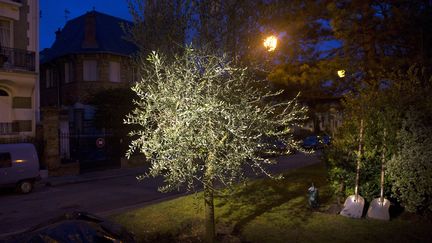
337, 70, 345, 78
263, 35, 277, 52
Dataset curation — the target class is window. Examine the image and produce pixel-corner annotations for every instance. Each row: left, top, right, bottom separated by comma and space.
0, 89, 8, 96
12, 97, 31, 109
131, 67, 141, 83
83, 60, 98, 81
12, 120, 32, 132
45, 69, 54, 88
0, 19, 11, 48
0, 88, 11, 124
64, 62, 75, 83
109, 61, 121, 82
64, 62, 70, 83
0, 152, 12, 168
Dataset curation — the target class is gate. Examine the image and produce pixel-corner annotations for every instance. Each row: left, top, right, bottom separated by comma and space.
59, 131, 122, 172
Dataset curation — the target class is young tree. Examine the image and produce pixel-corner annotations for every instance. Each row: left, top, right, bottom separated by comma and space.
125, 47, 307, 242
324, 66, 432, 204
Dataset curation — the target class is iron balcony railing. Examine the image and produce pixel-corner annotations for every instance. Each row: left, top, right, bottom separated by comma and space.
0, 46, 35, 72
0, 122, 15, 135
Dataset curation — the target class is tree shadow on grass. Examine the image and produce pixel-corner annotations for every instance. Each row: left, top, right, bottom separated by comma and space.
215, 164, 332, 237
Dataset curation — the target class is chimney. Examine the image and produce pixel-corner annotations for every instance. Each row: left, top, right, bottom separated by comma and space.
82, 11, 98, 48
55, 28, 61, 40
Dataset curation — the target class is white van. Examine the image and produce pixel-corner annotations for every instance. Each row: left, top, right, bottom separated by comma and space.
0, 143, 41, 193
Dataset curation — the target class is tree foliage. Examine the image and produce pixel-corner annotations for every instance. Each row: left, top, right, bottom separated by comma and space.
324, 67, 432, 208
125, 47, 307, 240
266, 0, 432, 96
126, 47, 307, 190
125, 0, 193, 54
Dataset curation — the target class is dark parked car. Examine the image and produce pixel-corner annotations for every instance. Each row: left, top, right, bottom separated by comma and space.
302, 135, 320, 149
302, 135, 331, 149
257, 136, 295, 157
1, 212, 135, 243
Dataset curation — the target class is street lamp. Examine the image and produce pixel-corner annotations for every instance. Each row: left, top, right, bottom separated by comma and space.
337, 70, 345, 78
263, 35, 277, 52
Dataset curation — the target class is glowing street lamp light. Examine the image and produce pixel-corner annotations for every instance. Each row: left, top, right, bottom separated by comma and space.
263, 35, 277, 52
337, 69, 345, 78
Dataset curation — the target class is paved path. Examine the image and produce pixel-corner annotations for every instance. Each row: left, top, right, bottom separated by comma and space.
0, 152, 321, 237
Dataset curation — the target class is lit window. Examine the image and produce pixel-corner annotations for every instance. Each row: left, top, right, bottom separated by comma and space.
83, 60, 98, 81
109, 61, 121, 82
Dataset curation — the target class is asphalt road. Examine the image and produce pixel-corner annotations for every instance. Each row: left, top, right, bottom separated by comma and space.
0, 152, 321, 237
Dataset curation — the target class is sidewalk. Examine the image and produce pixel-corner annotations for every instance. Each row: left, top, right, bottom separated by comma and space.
41, 166, 149, 187
39, 151, 320, 187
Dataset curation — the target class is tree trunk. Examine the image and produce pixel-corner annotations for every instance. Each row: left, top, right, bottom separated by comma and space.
355, 119, 364, 202
204, 174, 215, 243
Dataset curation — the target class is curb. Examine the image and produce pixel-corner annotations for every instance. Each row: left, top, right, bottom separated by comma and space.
41, 169, 147, 187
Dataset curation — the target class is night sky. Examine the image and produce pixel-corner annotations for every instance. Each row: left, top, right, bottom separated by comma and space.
40, 0, 131, 50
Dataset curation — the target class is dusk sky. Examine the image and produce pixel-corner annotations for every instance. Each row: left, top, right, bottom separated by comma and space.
40, 0, 132, 50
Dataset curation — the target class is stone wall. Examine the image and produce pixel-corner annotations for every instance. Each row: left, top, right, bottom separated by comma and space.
41, 107, 60, 170
41, 107, 79, 176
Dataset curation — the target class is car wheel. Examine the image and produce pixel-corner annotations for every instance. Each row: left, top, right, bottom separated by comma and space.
17, 180, 33, 194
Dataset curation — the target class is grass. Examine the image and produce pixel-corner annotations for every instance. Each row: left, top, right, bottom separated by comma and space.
110, 163, 432, 242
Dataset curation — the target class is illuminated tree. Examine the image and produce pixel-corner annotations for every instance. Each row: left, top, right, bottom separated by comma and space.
125, 47, 307, 242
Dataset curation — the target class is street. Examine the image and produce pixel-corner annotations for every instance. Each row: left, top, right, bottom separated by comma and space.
0, 152, 320, 236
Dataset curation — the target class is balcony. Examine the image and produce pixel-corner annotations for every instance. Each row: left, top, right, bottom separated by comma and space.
0, 46, 35, 72
0, 122, 15, 135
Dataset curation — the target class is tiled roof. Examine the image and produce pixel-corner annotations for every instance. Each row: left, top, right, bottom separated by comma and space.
41, 11, 137, 63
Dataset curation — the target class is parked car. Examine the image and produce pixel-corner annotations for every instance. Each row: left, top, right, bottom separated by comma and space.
257, 136, 295, 157
319, 134, 331, 146
301, 135, 331, 150
0, 143, 42, 193
1, 211, 136, 243
302, 135, 320, 149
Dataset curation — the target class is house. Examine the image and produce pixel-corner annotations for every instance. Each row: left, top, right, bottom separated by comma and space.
0, 0, 39, 143
39, 10, 138, 170
296, 96, 343, 137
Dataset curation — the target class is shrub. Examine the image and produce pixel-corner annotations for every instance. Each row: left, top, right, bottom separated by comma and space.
387, 110, 432, 213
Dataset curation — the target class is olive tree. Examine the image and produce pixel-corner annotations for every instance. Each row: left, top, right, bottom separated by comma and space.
125, 47, 307, 242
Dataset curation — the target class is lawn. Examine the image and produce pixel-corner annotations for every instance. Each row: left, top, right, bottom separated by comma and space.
111, 162, 432, 242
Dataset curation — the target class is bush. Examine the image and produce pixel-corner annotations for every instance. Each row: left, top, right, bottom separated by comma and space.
387, 110, 432, 213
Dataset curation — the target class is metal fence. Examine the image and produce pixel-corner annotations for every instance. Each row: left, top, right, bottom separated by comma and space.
0, 122, 15, 135
59, 131, 122, 172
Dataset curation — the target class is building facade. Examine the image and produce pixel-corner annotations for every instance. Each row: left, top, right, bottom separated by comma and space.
0, 0, 39, 141
40, 11, 137, 167
40, 11, 137, 133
